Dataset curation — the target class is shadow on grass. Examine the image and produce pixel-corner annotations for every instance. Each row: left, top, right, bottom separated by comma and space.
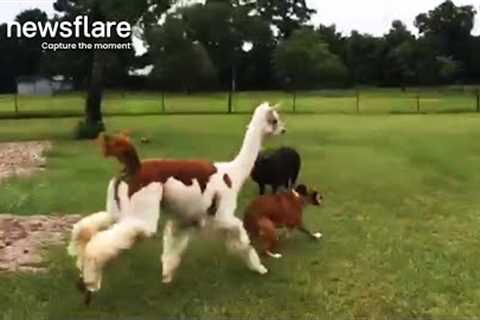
0, 110, 317, 119
435, 108, 480, 114
1, 108, 479, 120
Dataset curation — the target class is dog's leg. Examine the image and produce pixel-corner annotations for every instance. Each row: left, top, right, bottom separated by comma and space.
259, 183, 265, 195
258, 218, 282, 259
272, 184, 279, 194
161, 220, 191, 284
282, 228, 293, 239
298, 225, 322, 240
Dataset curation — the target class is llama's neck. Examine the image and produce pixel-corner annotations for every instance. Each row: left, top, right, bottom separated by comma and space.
230, 122, 264, 186
118, 149, 141, 179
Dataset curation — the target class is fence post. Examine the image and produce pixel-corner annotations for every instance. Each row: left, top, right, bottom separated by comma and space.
161, 91, 166, 113
416, 94, 421, 113
476, 89, 479, 113
292, 91, 297, 113
227, 90, 233, 113
14, 94, 18, 115
356, 90, 360, 113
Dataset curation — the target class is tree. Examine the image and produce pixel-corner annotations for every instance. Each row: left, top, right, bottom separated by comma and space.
0, 9, 49, 93
0, 25, 20, 93
316, 24, 346, 60
14, 9, 49, 77
273, 28, 347, 90
469, 36, 480, 82
255, 0, 316, 39
414, 0, 476, 40
147, 15, 218, 92
345, 31, 384, 85
384, 41, 417, 88
178, 1, 273, 92
436, 55, 463, 83
381, 21, 417, 88
414, 0, 476, 82
53, 0, 173, 138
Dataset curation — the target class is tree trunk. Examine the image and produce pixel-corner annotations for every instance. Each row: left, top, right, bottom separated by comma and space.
85, 51, 104, 131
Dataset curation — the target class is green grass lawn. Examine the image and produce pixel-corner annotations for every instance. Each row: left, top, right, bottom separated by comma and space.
1, 111, 480, 319
0, 87, 479, 117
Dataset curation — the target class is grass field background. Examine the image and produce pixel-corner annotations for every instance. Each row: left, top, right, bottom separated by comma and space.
0, 87, 480, 117
1, 91, 480, 319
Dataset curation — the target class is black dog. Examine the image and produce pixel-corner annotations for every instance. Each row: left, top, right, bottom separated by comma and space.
251, 147, 301, 194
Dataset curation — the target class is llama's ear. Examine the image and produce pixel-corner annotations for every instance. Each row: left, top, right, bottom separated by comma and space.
97, 132, 109, 144
119, 129, 132, 138
97, 133, 110, 156
272, 103, 281, 110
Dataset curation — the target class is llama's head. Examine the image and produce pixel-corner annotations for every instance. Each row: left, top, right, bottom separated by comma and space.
251, 102, 286, 137
295, 184, 323, 206
98, 133, 137, 161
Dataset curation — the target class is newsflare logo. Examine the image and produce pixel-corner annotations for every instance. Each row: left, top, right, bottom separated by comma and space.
3, 16, 133, 51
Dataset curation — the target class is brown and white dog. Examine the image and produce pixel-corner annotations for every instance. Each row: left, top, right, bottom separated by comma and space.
243, 184, 323, 258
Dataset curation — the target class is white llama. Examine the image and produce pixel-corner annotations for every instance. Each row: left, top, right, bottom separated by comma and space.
68, 102, 286, 296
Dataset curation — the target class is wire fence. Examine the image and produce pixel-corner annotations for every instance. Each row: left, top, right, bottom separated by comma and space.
0, 87, 479, 118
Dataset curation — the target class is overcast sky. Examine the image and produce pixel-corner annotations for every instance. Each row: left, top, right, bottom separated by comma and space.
1, 0, 479, 36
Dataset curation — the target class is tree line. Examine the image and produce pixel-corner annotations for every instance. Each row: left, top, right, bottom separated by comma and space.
0, 0, 478, 136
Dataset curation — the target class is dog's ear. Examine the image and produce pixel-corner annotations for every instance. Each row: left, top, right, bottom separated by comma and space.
311, 191, 323, 205
295, 184, 308, 196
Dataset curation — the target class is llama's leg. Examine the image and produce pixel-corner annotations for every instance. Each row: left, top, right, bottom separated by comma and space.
68, 211, 115, 271
68, 178, 123, 270
218, 216, 268, 274
161, 220, 192, 283
82, 219, 147, 292
272, 184, 279, 194
257, 218, 281, 258
81, 182, 163, 293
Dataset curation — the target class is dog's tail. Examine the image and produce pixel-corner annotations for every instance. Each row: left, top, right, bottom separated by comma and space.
98, 132, 141, 176
242, 210, 258, 238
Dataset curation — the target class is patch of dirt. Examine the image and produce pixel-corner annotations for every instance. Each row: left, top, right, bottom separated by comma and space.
0, 214, 81, 272
0, 141, 81, 272
0, 141, 52, 182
